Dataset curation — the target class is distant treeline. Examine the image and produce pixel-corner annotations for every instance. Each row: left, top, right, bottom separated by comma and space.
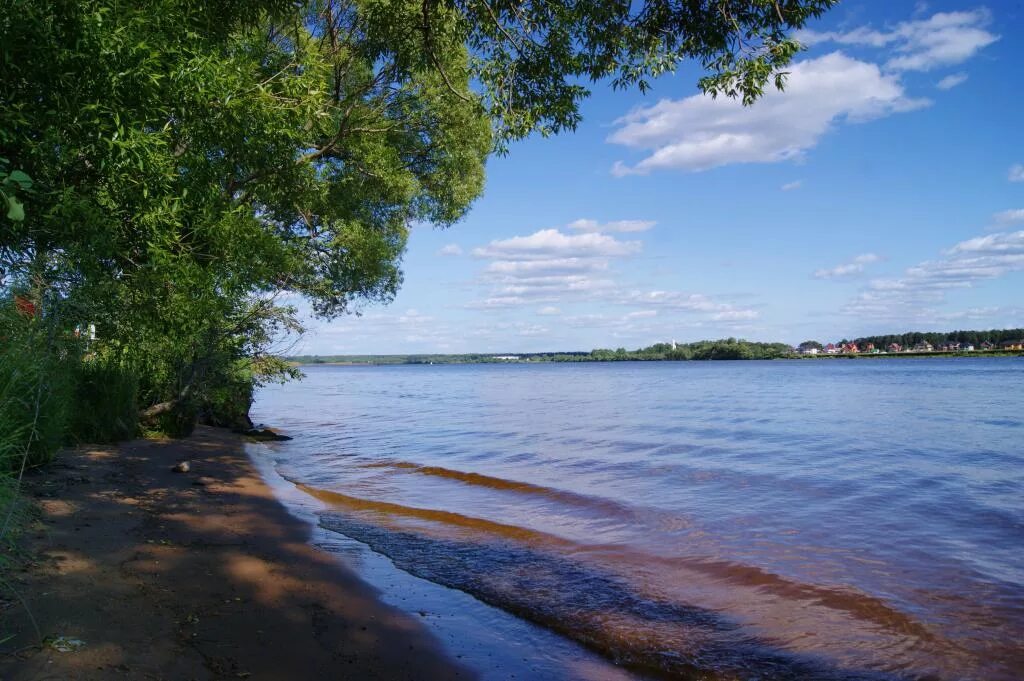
290, 338, 795, 365
847, 328, 1024, 348
592, 339, 794, 361
289, 329, 1024, 366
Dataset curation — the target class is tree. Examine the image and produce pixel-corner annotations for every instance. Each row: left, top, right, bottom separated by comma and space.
798, 340, 822, 352
1, 0, 838, 429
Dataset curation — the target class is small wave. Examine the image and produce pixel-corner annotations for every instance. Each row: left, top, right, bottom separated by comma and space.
317, 511, 905, 681
357, 460, 675, 527
297, 483, 571, 548
301, 483, 943, 679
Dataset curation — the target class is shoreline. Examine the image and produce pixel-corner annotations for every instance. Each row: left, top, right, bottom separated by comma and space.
0, 426, 471, 680
290, 351, 1024, 367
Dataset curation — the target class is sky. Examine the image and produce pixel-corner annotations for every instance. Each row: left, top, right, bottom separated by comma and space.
296, 1, 1024, 355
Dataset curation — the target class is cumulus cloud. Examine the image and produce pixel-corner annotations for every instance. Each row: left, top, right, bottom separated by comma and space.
798, 9, 998, 72
437, 243, 463, 256
464, 296, 530, 310
712, 309, 760, 322
609, 52, 928, 175
993, 209, 1024, 225
1009, 164, 1024, 183
485, 258, 606, 277
567, 218, 657, 233
814, 253, 883, 279
844, 231, 1024, 318
616, 291, 759, 321
781, 180, 803, 191
936, 73, 968, 90
463, 224, 760, 330
464, 228, 639, 308
473, 229, 642, 260
947, 230, 1024, 257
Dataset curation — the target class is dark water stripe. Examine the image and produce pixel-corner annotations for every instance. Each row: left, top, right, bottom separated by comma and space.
299, 483, 940, 660
357, 460, 683, 526
297, 483, 573, 548
317, 512, 907, 681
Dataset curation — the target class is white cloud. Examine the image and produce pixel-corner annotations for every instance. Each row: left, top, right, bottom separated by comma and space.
936, 73, 968, 90
616, 290, 759, 321
567, 218, 656, 233
473, 229, 642, 260
948, 230, 1024, 257
463, 224, 761, 331
515, 324, 549, 337
712, 309, 760, 322
993, 209, 1024, 225
844, 231, 1024, 318
781, 180, 803, 191
1009, 164, 1024, 183
485, 258, 606, 277
814, 253, 883, 279
465, 228, 638, 309
609, 52, 928, 175
799, 9, 998, 72
437, 243, 463, 256
464, 296, 529, 309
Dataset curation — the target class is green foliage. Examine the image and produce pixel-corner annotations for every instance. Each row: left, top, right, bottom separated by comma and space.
0, 0, 838, 439
0, 159, 32, 222
454, 0, 838, 146
68, 356, 139, 443
852, 329, 1024, 349
0, 307, 74, 470
290, 339, 796, 364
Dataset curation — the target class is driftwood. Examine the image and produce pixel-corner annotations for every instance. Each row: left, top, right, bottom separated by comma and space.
140, 400, 178, 421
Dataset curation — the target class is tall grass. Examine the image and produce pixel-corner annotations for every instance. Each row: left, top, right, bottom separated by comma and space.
68, 356, 139, 443
0, 309, 70, 647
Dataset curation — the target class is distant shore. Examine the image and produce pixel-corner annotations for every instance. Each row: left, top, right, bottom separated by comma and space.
0, 427, 469, 680
289, 350, 1024, 367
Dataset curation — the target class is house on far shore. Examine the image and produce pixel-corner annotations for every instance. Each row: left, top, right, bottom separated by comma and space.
863, 342, 877, 353
962, 343, 975, 351
492, 355, 520, 361
980, 341, 995, 350
888, 343, 902, 353
825, 343, 839, 355
913, 341, 933, 352
842, 342, 859, 354
1001, 340, 1024, 351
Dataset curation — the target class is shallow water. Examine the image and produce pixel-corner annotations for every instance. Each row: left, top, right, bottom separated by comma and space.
252, 358, 1024, 680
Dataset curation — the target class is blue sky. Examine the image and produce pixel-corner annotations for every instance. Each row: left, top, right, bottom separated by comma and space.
297, 1, 1024, 355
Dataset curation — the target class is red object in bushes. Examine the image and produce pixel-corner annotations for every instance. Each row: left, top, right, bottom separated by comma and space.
14, 296, 37, 317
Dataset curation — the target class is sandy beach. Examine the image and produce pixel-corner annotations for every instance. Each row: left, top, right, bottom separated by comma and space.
0, 426, 471, 680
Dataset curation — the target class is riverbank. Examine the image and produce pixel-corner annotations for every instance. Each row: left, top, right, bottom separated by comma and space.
289, 349, 1024, 366
0, 426, 470, 680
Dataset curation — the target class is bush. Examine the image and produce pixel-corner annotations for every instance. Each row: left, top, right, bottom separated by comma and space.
67, 356, 139, 443
0, 315, 73, 471
199, 373, 254, 431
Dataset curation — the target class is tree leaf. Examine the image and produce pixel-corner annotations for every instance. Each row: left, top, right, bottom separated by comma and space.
8, 170, 33, 190
6, 196, 25, 221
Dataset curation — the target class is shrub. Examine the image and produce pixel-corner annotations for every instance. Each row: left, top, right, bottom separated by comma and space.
67, 356, 139, 443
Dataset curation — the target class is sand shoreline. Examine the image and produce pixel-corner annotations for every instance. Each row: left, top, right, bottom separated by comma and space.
0, 426, 471, 680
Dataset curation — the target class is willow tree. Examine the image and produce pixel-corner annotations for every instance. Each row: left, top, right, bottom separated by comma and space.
0, 0, 835, 432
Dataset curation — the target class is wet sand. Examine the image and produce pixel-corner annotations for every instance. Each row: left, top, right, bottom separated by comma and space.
0, 426, 471, 680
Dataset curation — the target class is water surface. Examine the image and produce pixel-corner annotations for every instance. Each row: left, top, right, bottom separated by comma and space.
252, 359, 1024, 680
